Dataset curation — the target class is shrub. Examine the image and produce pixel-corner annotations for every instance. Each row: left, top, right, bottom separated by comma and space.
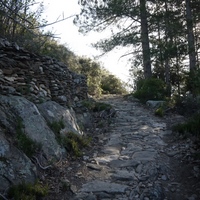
49, 120, 91, 157
101, 74, 128, 94
155, 107, 164, 117
186, 69, 200, 95
61, 132, 91, 157
133, 78, 166, 103
92, 102, 112, 112
48, 119, 65, 136
173, 94, 200, 116
7, 181, 48, 200
82, 100, 112, 112
172, 114, 200, 137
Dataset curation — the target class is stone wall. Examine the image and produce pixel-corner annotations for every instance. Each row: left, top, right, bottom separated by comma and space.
0, 38, 90, 193
0, 38, 88, 106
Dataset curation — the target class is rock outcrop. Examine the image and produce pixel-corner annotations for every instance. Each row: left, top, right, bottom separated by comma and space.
0, 133, 37, 192
0, 38, 89, 193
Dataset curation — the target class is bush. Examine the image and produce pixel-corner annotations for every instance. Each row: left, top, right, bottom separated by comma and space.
82, 100, 112, 112
101, 74, 128, 94
49, 120, 91, 157
7, 181, 48, 200
186, 69, 200, 95
61, 132, 91, 157
173, 94, 200, 116
155, 107, 164, 117
133, 78, 166, 103
172, 113, 200, 137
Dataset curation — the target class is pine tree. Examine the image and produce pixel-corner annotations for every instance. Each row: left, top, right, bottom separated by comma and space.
75, 0, 152, 79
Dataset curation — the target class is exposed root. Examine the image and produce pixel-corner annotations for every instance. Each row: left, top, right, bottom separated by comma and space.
31, 156, 52, 170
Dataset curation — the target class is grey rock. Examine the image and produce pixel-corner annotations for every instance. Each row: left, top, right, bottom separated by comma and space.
57, 95, 67, 102
138, 175, 149, 181
95, 192, 113, 198
111, 170, 135, 181
161, 175, 167, 181
132, 150, 157, 161
0, 95, 64, 159
110, 159, 140, 168
187, 194, 198, 200
37, 101, 82, 136
148, 184, 165, 200
0, 133, 37, 192
87, 163, 102, 171
72, 193, 97, 200
80, 180, 128, 194
146, 100, 166, 108
148, 167, 158, 181
95, 155, 119, 164
136, 164, 143, 173
166, 151, 179, 157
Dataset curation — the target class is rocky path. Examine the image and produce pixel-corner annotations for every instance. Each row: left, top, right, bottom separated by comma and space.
71, 95, 200, 200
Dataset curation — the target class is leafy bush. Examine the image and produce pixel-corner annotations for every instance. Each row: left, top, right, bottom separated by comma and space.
155, 107, 164, 117
186, 70, 200, 95
61, 132, 91, 157
172, 114, 200, 137
133, 78, 166, 103
92, 102, 112, 112
7, 181, 48, 200
173, 94, 200, 116
49, 120, 91, 157
82, 100, 112, 112
101, 74, 128, 94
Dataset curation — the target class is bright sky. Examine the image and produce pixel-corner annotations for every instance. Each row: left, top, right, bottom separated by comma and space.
37, 0, 132, 83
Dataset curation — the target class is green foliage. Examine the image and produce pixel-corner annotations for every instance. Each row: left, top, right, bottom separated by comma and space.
101, 74, 128, 94
0, 156, 8, 163
173, 94, 200, 116
133, 78, 166, 103
16, 119, 41, 158
0, 0, 127, 98
76, 57, 103, 97
155, 107, 164, 117
48, 120, 90, 157
0, 0, 47, 51
82, 100, 112, 112
61, 181, 71, 192
48, 119, 65, 136
7, 181, 48, 200
61, 132, 91, 157
186, 70, 200, 95
92, 102, 112, 112
48, 119, 65, 146
68, 58, 127, 96
172, 114, 200, 137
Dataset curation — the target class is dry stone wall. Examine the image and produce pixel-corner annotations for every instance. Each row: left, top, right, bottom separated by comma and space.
0, 38, 90, 193
0, 38, 88, 106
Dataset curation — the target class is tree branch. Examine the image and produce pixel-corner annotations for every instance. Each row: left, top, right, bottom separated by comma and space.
33, 14, 77, 29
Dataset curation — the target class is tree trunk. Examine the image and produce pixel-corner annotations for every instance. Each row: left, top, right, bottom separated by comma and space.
140, 0, 152, 79
185, 0, 196, 72
164, 0, 171, 97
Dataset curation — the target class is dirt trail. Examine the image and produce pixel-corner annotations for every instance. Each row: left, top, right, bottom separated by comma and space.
45, 95, 200, 200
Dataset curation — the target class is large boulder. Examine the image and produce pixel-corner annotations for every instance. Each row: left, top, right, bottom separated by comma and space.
0, 131, 37, 192
37, 101, 83, 136
0, 95, 64, 160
